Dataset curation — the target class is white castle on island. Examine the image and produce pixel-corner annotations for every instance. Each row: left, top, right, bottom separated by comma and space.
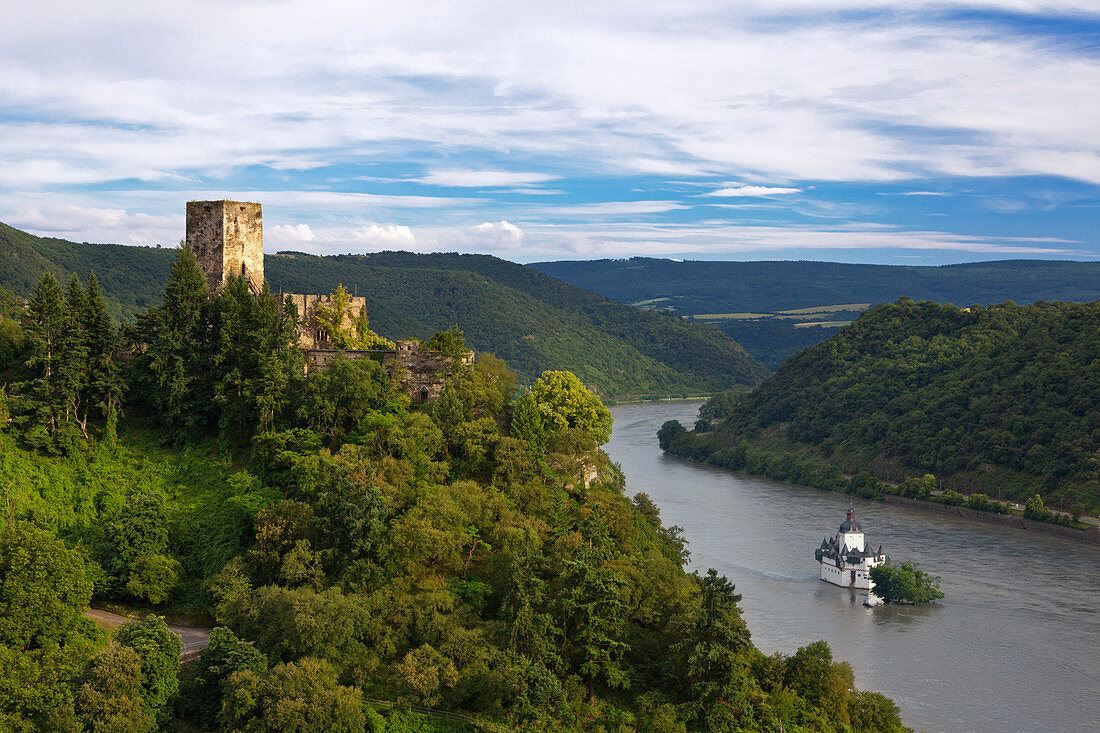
815, 508, 889, 590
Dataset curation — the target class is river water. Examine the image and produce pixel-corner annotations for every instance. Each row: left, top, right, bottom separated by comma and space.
605, 402, 1100, 733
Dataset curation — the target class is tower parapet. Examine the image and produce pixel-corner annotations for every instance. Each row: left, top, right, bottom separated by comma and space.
186, 200, 264, 294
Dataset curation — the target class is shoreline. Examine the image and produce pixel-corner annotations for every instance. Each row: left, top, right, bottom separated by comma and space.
882, 494, 1100, 545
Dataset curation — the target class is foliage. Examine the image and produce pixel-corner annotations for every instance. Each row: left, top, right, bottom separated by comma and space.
671, 298, 1100, 511
76, 643, 154, 733
868, 562, 944, 604
0, 244, 914, 732
315, 284, 395, 350
114, 616, 182, 724
185, 626, 268, 727
530, 370, 613, 444
0, 521, 96, 731
219, 657, 367, 733
0, 224, 769, 397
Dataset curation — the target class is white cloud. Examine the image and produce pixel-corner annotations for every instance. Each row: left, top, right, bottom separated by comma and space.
548, 201, 689, 216
268, 223, 315, 246
703, 186, 802, 197
4, 203, 177, 245
469, 220, 524, 245
417, 170, 560, 188
347, 224, 417, 247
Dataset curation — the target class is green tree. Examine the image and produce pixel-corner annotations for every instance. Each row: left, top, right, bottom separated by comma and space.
186, 627, 268, 727
124, 553, 180, 605
869, 562, 944, 604
212, 278, 303, 445
510, 390, 546, 450
130, 242, 213, 436
57, 276, 90, 438
219, 657, 366, 733
560, 511, 628, 702
101, 493, 172, 597
678, 568, 752, 731
0, 521, 93, 650
114, 616, 181, 725
314, 285, 394, 350
80, 273, 123, 424
427, 324, 468, 359
76, 643, 154, 733
16, 273, 66, 444
0, 521, 95, 731
530, 370, 612, 445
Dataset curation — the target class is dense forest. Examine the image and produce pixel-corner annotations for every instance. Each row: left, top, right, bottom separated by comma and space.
531, 257, 1100, 366
0, 223, 767, 398
662, 298, 1100, 512
0, 247, 909, 732
530, 257, 1100, 314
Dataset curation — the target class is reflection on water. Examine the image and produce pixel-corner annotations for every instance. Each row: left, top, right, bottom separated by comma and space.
606, 402, 1100, 733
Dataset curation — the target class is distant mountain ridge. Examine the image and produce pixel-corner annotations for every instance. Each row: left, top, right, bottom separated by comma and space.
0, 223, 767, 397
529, 257, 1100, 367
529, 257, 1100, 313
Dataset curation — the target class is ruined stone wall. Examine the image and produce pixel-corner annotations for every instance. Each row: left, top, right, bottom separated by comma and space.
281, 292, 368, 349
304, 340, 474, 403
187, 200, 264, 294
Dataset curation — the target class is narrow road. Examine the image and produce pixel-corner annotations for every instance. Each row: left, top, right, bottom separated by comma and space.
85, 608, 211, 656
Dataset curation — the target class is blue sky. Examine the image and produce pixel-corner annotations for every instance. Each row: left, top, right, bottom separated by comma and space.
1, 1, 1098, 264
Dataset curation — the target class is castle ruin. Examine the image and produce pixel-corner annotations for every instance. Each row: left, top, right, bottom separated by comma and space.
187, 200, 265, 295
185, 200, 470, 401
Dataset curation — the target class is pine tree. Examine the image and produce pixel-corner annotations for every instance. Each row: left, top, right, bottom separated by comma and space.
18, 273, 66, 441
559, 510, 629, 702
82, 273, 122, 424
58, 277, 90, 438
131, 243, 213, 437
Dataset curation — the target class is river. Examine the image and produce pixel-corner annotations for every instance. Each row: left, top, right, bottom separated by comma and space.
604, 401, 1100, 733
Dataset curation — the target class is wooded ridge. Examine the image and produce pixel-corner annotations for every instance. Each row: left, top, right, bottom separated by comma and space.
664, 298, 1100, 512
0, 223, 767, 398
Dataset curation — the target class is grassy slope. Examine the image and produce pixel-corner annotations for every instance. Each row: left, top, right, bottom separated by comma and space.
0, 423, 245, 612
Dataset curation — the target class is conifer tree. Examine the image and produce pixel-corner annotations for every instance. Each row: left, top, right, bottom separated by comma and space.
559, 510, 628, 702
59, 277, 90, 437
18, 273, 66, 441
82, 273, 122, 424
131, 243, 212, 437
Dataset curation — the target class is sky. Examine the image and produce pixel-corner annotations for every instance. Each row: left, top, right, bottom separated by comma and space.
2, 1, 1099, 265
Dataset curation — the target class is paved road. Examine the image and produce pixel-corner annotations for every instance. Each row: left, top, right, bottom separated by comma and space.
85, 608, 211, 655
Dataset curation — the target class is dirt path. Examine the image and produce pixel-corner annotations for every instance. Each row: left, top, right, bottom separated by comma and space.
85, 608, 211, 656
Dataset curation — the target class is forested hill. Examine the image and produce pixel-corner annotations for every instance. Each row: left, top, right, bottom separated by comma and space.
684, 298, 1100, 510
0, 222, 175, 321
529, 257, 1100, 313
0, 223, 767, 397
529, 257, 1100, 369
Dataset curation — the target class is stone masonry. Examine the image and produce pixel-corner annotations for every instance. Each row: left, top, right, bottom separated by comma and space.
281, 292, 369, 349
186, 200, 265, 295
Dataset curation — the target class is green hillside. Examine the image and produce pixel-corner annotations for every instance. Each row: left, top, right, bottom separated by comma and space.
530, 258, 1100, 368
0, 248, 909, 732
0, 222, 174, 321
0, 224, 766, 397
665, 298, 1100, 511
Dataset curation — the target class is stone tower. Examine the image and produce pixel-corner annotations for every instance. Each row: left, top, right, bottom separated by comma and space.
186, 200, 264, 294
